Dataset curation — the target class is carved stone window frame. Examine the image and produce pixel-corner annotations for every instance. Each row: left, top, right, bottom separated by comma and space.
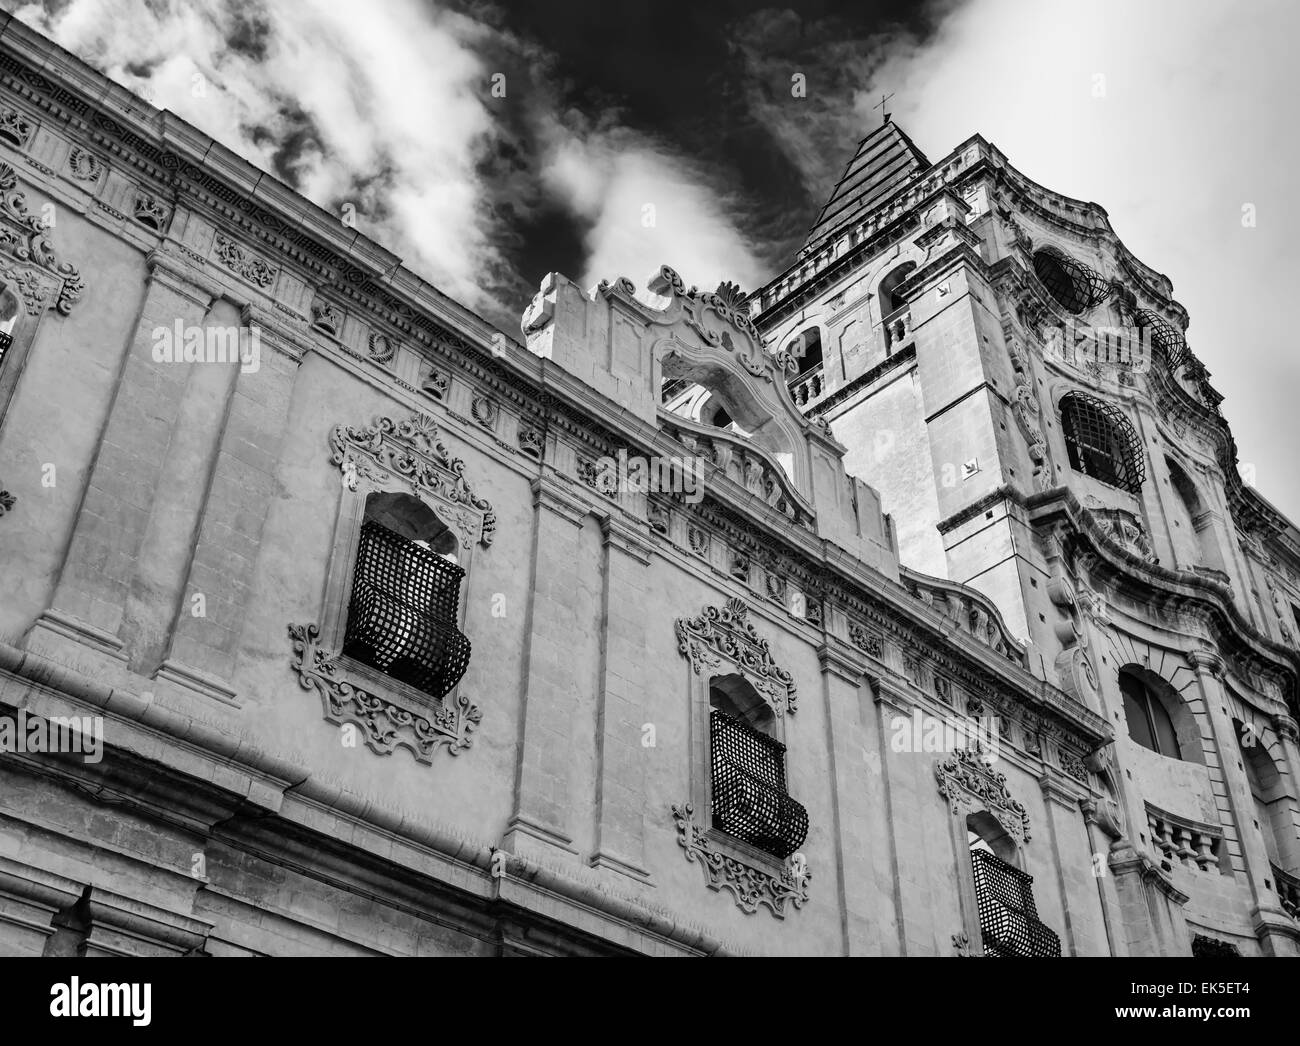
936, 746, 1034, 954
674, 598, 810, 914
288, 411, 494, 763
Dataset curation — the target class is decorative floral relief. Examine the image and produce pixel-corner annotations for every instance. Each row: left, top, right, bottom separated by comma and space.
471, 395, 498, 429
0, 162, 84, 314
0, 486, 15, 516
687, 524, 710, 557
367, 332, 395, 364
67, 147, 103, 182
421, 367, 449, 400
675, 597, 798, 715
311, 296, 342, 335
0, 105, 33, 148
848, 622, 883, 657
329, 411, 496, 548
647, 501, 670, 534
671, 803, 810, 918
213, 232, 276, 288
289, 623, 480, 763
935, 746, 1032, 845
517, 424, 544, 460
132, 191, 170, 231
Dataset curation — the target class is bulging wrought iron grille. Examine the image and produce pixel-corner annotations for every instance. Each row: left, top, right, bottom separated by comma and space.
1060, 392, 1146, 494
1133, 308, 1192, 372
709, 708, 808, 860
0, 330, 11, 369
971, 848, 1061, 957
1033, 248, 1111, 314
343, 519, 470, 700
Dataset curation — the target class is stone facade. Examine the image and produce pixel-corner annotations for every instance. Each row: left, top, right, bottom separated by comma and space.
0, 17, 1295, 956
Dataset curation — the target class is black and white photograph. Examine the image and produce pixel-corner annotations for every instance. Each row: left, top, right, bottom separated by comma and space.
0, 0, 1293, 1018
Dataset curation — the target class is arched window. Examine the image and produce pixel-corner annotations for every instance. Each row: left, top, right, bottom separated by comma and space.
1119, 668, 1182, 758
707, 675, 807, 859
966, 811, 1060, 957
878, 262, 915, 319
342, 491, 469, 699
1032, 247, 1110, 315
1060, 392, 1145, 493
785, 326, 822, 378
1236, 722, 1290, 869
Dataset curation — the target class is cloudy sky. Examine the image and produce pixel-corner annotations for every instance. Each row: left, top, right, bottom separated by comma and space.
6, 0, 1298, 522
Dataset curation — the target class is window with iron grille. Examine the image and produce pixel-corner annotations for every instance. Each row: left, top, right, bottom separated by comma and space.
0, 330, 11, 370
970, 847, 1061, 957
342, 519, 471, 700
709, 707, 808, 860
1060, 392, 1145, 494
1033, 248, 1110, 315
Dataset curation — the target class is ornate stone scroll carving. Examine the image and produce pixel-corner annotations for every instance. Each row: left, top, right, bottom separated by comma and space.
329, 411, 496, 549
0, 162, 84, 315
289, 623, 480, 762
936, 746, 1032, 845
675, 597, 798, 715
671, 803, 810, 918
213, 232, 276, 288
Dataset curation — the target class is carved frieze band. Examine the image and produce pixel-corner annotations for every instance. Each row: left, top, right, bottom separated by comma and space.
288, 623, 480, 763
329, 410, 496, 549
675, 597, 797, 715
935, 746, 1032, 845
671, 803, 810, 918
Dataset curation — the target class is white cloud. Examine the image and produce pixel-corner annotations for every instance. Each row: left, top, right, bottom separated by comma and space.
12, 0, 501, 312
539, 124, 766, 300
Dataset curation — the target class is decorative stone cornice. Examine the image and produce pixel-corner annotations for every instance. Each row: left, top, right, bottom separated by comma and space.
1185, 649, 1226, 677
816, 639, 865, 686
671, 803, 810, 918
531, 473, 589, 528
288, 623, 480, 763
936, 746, 1032, 845
1038, 770, 1084, 810
600, 512, 652, 565
675, 598, 798, 715
1272, 714, 1298, 744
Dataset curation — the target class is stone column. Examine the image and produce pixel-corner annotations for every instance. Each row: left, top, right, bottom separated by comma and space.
588, 513, 653, 884
1270, 714, 1300, 872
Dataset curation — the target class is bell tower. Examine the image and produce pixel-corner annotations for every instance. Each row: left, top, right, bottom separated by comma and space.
749, 120, 1040, 637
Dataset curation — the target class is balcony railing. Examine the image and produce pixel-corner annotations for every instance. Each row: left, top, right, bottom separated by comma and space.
1273, 863, 1300, 920
343, 520, 470, 700
971, 848, 1062, 957
883, 305, 912, 352
710, 708, 808, 860
1145, 803, 1223, 872
788, 364, 824, 409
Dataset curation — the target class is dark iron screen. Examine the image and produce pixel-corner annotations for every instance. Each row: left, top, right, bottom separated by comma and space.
1061, 392, 1146, 494
971, 847, 1061, 957
343, 519, 471, 700
709, 708, 809, 860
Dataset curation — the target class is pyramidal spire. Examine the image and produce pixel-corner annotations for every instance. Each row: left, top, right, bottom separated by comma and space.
801, 118, 931, 253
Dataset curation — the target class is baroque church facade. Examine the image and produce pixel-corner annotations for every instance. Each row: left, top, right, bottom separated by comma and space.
0, 15, 1297, 956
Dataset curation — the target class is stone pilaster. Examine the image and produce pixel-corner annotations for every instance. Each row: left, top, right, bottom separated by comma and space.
153, 302, 304, 706
1186, 650, 1296, 954
502, 475, 589, 860
588, 513, 653, 883
1036, 770, 1095, 955
28, 250, 215, 670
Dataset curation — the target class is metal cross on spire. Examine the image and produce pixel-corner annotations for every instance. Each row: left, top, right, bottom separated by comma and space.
872, 91, 895, 126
